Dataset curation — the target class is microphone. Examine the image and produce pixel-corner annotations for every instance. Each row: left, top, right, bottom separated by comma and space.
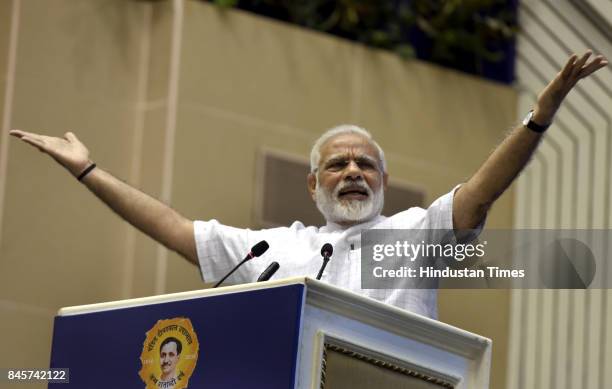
213, 240, 269, 288
249, 240, 270, 258
316, 243, 333, 280
257, 262, 280, 282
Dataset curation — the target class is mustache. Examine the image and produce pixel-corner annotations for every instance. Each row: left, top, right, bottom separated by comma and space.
334, 181, 372, 196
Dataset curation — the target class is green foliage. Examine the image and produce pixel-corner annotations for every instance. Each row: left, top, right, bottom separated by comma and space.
213, 0, 239, 7
209, 0, 517, 74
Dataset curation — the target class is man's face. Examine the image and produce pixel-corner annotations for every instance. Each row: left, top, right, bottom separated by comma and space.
308, 133, 387, 224
160, 341, 179, 377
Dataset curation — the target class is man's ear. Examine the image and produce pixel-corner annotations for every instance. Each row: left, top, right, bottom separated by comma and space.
307, 172, 317, 201
383, 172, 389, 191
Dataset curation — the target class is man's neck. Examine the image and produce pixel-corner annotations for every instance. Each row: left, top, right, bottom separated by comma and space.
160, 373, 175, 382
326, 214, 381, 229
336, 220, 362, 228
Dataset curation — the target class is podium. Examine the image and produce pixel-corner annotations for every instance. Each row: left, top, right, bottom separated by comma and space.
50, 277, 491, 388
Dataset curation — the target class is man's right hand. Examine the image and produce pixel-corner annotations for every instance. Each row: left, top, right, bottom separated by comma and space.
9, 128, 198, 265
9, 129, 92, 177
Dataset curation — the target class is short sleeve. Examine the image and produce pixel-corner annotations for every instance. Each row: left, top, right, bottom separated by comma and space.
420, 185, 456, 231
387, 184, 486, 244
193, 219, 253, 284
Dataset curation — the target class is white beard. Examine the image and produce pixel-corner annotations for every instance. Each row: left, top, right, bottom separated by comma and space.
315, 179, 384, 224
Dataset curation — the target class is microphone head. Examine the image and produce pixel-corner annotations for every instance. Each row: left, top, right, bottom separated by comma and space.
257, 261, 280, 282
321, 243, 333, 258
251, 240, 270, 257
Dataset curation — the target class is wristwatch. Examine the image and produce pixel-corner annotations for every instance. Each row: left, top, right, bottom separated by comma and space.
522, 109, 550, 133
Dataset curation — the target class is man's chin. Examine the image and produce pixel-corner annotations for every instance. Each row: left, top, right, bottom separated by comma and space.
315, 187, 383, 225
329, 207, 376, 224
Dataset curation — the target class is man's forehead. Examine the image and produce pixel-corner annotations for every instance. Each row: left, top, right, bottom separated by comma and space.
319, 133, 379, 160
161, 342, 177, 351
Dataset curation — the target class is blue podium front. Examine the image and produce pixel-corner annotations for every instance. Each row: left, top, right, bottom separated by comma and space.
50, 283, 305, 389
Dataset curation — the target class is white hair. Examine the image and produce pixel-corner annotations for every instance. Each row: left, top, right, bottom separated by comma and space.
309, 124, 387, 173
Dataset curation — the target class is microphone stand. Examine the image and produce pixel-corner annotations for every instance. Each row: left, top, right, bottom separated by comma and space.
213, 257, 251, 288
316, 254, 331, 280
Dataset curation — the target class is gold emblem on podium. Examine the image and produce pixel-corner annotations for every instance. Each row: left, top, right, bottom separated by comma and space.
139, 317, 199, 389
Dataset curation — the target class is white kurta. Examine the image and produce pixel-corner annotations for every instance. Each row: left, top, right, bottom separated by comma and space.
194, 187, 461, 319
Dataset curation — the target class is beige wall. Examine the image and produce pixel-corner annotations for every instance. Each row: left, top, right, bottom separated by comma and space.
0, 0, 152, 381
0, 1, 516, 388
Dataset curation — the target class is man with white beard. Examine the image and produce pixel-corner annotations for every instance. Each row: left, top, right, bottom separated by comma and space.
9, 51, 608, 318
311, 126, 386, 225
194, 124, 454, 318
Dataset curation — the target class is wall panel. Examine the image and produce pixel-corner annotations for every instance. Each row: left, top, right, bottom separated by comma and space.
509, 1, 612, 388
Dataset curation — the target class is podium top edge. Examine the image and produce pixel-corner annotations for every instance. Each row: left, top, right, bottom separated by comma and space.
57, 276, 309, 316
57, 277, 491, 353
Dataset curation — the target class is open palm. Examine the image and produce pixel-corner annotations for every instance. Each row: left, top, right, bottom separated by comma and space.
536, 51, 608, 123
9, 129, 91, 176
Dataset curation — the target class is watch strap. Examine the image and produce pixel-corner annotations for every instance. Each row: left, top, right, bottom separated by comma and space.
525, 110, 549, 133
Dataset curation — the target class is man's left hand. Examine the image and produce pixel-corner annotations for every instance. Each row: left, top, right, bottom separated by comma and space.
533, 50, 608, 125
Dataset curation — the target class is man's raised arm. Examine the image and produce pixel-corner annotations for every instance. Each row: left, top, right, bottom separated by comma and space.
453, 51, 609, 230
9, 129, 198, 265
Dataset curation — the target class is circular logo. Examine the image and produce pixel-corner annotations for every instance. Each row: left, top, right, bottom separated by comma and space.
139, 317, 199, 389
539, 238, 596, 288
